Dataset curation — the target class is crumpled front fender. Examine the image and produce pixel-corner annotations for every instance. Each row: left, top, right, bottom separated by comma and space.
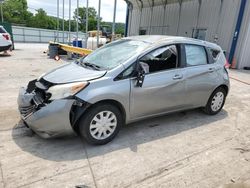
17, 87, 76, 138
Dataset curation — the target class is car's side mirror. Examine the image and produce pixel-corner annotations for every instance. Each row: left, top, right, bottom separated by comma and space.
136, 62, 147, 87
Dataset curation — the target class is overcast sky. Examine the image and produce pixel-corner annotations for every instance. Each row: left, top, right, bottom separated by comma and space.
27, 0, 127, 23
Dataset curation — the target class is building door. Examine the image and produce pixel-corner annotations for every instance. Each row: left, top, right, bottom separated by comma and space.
139, 28, 147, 35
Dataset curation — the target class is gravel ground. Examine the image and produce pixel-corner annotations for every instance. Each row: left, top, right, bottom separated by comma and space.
0, 43, 250, 188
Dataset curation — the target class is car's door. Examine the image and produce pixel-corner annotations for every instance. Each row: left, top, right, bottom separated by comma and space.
183, 44, 218, 107
130, 44, 186, 119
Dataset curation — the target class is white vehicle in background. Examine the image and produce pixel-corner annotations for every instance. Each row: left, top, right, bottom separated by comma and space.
0, 26, 12, 52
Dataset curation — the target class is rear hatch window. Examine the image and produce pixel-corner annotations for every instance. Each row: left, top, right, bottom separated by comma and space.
0, 27, 7, 33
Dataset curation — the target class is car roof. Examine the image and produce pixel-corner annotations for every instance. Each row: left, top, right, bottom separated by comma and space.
125, 35, 221, 50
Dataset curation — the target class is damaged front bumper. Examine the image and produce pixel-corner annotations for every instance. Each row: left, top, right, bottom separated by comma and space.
17, 87, 76, 138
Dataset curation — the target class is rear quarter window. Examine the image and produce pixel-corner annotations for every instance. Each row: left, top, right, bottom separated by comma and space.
210, 48, 220, 59
208, 48, 221, 63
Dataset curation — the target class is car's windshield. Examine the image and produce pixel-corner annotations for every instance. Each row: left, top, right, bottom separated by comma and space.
79, 39, 149, 70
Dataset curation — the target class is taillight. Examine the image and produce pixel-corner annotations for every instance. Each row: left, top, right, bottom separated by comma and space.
224, 59, 230, 74
224, 59, 230, 68
2, 34, 9, 40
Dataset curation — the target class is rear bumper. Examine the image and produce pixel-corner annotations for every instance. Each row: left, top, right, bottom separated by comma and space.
17, 87, 76, 138
0, 44, 11, 52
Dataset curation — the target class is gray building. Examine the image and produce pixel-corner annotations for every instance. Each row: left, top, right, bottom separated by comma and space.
124, 0, 250, 69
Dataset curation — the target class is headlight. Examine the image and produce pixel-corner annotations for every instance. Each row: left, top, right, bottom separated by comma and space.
38, 73, 46, 81
47, 82, 89, 100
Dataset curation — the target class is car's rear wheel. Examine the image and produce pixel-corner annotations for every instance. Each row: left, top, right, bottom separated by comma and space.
203, 87, 226, 115
78, 103, 123, 145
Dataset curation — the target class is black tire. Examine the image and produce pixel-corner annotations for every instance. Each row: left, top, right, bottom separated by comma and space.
78, 103, 123, 145
203, 87, 226, 115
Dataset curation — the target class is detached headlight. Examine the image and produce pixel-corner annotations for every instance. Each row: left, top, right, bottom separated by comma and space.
47, 82, 89, 100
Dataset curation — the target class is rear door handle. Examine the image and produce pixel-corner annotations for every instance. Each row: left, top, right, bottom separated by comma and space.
173, 74, 183, 80
208, 67, 215, 72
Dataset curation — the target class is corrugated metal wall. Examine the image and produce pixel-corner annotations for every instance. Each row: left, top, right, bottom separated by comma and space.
234, 0, 250, 68
216, 0, 240, 59
164, 3, 180, 35
178, 0, 199, 37
151, 6, 165, 34
127, 0, 250, 68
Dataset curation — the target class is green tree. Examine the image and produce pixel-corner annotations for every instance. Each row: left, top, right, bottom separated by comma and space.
2, 1, 125, 35
73, 6, 125, 35
2, 0, 32, 24
115, 23, 125, 35
75, 7, 97, 19
65, 20, 77, 32
27, 9, 51, 29
74, 7, 100, 31
101, 21, 125, 35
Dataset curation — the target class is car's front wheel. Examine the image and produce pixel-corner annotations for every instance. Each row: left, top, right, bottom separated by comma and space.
203, 87, 226, 115
78, 103, 123, 145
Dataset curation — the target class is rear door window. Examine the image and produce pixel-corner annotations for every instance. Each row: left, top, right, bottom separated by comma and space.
185, 44, 207, 66
0, 27, 7, 33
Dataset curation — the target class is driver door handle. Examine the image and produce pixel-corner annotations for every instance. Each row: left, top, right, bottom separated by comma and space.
173, 74, 183, 80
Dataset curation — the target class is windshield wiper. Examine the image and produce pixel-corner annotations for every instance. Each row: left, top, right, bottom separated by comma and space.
81, 62, 102, 70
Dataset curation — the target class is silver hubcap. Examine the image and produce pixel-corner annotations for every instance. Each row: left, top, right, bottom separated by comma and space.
89, 111, 117, 140
211, 91, 224, 112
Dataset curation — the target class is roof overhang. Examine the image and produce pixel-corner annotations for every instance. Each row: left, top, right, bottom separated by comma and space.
125, 0, 193, 9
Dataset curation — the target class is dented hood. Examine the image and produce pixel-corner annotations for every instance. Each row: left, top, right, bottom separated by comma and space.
43, 62, 106, 84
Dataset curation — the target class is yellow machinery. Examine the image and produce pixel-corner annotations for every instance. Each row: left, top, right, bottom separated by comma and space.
49, 41, 93, 56
88, 25, 122, 43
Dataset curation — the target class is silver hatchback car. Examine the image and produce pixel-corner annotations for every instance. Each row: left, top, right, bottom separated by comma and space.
18, 36, 230, 145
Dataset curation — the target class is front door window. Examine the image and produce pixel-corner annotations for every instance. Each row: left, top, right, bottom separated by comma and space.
139, 45, 178, 73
